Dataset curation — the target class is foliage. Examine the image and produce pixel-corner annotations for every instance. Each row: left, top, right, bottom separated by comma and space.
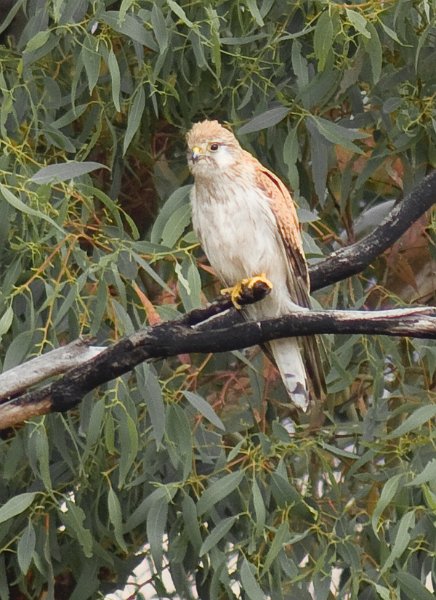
0, 0, 435, 598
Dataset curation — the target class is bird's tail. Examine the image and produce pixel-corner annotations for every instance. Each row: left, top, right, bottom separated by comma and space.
267, 338, 309, 411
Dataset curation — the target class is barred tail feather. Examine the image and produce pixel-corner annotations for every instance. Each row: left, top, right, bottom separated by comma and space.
268, 338, 309, 411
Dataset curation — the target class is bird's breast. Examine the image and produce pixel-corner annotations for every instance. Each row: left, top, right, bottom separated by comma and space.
191, 180, 283, 287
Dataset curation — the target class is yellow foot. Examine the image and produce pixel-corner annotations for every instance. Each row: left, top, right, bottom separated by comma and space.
221, 273, 273, 309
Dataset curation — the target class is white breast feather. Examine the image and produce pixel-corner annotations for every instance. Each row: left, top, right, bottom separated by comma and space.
191, 177, 293, 318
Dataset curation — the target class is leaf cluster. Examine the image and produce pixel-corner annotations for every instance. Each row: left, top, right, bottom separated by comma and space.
0, 0, 434, 598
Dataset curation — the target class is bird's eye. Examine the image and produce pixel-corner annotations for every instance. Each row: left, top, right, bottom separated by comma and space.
209, 143, 219, 152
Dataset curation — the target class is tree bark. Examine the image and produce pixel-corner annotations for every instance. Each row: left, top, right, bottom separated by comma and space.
0, 306, 434, 430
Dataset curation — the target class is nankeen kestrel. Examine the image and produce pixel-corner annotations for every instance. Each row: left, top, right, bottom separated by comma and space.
186, 119, 323, 411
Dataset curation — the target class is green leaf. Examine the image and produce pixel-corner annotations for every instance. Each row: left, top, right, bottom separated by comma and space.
160, 202, 192, 247
24, 30, 50, 53
81, 36, 101, 93
61, 501, 93, 558
381, 510, 415, 574
252, 478, 266, 535
345, 9, 370, 38
0, 0, 25, 36
199, 516, 237, 556
314, 10, 333, 71
0, 183, 64, 234
0, 306, 13, 338
245, 0, 264, 26
108, 487, 127, 552
364, 22, 382, 83
291, 39, 309, 90
0, 493, 36, 524
123, 86, 145, 155
371, 473, 403, 536
167, 0, 193, 27
146, 494, 169, 568
124, 486, 177, 533
371, 583, 391, 600
107, 48, 121, 112
238, 106, 288, 135
262, 522, 290, 574
33, 427, 52, 491
182, 494, 203, 553
207, 7, 221, 78
406, 458, 436, 487
118, 411, 139, 488
240, 558, 264, 600
396, 572, 436, 600
183, 391, 225, 430
151, 185, 192, 244
30, 161, 107, 183
197, 470, 244, 516
151, 3, 169, 51
386, 405, 436, 438
17, 520, 36, 574
166, 404, 193, 481
143, 367, 165, 446
100, 11, 158, 51
310, 116, 366, 153
283, 125, 300, 190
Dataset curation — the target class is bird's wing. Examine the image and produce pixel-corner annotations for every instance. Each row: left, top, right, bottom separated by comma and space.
250, 154, 326, 401
249, 153, 310, 307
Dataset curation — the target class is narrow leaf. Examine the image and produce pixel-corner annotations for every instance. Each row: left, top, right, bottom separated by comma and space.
123, 86, 145, 154
262, 522, 290, 573
197, 470, 244, 516
240, 558, 264, 600
310, 116, 366, 153
406, 458, 436, 487
238, 106, 288, 135
396, 572, 436, 600
0, 493, 36, 524
386, 405, 436, 438
0, 306, 13, 338
371, 473, 402, 536
61, 501, 93, 558
151, 3, 168, 51
381, 510, 415, 574
314, 11, 333, 71
199, 516, 236, 556
108, 487, 127, 552
245, 0, 264, 26
167, 0, 193, 27
17, 520, 36, 574
252, 478, 266, 534
147, 495, 169, 568
0, 184, 64, 233
107, 48, 121, 112
30, 161, 107, 183
346, 9, 370, 38
183, 391, 225, 430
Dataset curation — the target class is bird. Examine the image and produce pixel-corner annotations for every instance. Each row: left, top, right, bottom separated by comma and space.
186, 119, 324, 411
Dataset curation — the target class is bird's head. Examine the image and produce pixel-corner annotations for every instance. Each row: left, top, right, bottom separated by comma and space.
186, 120, 242, 178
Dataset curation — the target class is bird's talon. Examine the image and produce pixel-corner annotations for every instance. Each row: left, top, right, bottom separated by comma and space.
221, 274, 272, 309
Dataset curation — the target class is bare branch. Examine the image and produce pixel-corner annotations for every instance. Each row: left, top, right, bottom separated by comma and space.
0, 305, 434, 430
309, 169, 436, 291
0, 339, 104, 401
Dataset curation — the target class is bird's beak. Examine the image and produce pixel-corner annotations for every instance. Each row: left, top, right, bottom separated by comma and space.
191, 146, 204, 163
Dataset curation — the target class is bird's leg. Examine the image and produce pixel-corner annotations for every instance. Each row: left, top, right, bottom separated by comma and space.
221, 273, 273, 309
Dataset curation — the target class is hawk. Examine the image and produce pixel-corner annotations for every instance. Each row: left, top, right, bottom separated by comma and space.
186, 119, 323, 411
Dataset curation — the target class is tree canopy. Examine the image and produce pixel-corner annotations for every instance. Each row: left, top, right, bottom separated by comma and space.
0, 1, 435, 598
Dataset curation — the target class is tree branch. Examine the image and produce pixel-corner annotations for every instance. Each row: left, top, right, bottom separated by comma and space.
0, 305, 434, 430
309, 169, 436, 291
0, 172, 435, 431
